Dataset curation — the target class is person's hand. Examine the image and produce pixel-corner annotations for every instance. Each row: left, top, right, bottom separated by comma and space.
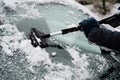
118, 6, 120, 10
79, 18, 99, 37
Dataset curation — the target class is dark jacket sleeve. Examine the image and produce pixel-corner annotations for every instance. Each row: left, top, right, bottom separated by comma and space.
88, 27, 120, 52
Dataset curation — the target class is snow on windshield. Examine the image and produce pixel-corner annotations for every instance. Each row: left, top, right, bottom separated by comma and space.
0, 0, 110, 80
3, 0, 99, 19
0, 24, 107, 80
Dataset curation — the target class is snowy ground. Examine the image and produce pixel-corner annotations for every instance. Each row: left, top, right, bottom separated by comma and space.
0, 0, 120, 80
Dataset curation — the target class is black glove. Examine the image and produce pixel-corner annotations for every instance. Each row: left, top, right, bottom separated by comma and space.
79, 18, 99, 37
118, 6, 120, 10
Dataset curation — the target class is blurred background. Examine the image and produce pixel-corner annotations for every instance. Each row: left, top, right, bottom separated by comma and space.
76, 0, 120, 16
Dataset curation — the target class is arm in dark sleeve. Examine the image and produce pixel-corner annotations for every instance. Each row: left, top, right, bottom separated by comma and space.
88, 27, 120, 52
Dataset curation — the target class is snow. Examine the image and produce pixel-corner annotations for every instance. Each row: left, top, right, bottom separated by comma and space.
0, 0, 115, 80
3, 0, 99, 19
0, 24, 51, 65
66, 48, 82, 62
51, 52, 56, 57
0, 23, 92, 80
0, 24, 23, 56
26, 47, 52, 66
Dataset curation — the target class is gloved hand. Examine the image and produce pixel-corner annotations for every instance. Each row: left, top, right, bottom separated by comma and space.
79, 18, 99, 37
118, 6, 120, 10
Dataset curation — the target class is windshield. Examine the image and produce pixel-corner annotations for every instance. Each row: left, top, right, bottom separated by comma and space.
0, 2, 112, 80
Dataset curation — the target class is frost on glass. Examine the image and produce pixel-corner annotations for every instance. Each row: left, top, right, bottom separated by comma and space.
0, 2, 113, 80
